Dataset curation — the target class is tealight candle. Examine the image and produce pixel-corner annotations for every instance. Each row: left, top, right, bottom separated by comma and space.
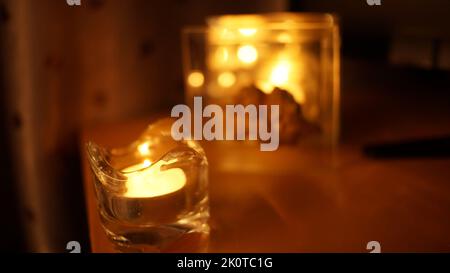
122, 159, 186, 198
86, 118, 209, 253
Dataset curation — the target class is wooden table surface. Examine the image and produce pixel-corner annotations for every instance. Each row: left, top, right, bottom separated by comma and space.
81, 117, 450, 253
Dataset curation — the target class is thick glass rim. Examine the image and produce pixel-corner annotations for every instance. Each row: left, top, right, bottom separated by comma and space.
183, 12, 338, 34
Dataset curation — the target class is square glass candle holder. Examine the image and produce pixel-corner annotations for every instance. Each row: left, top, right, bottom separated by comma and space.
86, 119, 209, 253
182, 13, 340, 155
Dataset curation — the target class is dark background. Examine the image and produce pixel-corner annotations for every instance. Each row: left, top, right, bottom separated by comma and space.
1, 0, 449, 252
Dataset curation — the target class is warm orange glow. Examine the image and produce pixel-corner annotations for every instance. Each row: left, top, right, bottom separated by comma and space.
238, 28, 257, 37
142, 159, 151, 168
208, 14, 265, 42
237, 45, 258, 64
216, 47, 230, 63
277, 33, 293, 43
207, 14, 316, 104
270, 61, 291, 86
257, 56, 305, 103
218, 72, 236, 88
138, 142, 150, 156
122, 159, 186, 198
257, 81, 274, 94
211, 47, 231, 68
187, 71, 205, 88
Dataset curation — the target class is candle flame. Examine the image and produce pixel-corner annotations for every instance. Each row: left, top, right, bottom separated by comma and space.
257, 56, 305, 104
270, 61, 290, 86
237, 45, 258, 64
122, 159, 186, 198
138, 142, 150, 156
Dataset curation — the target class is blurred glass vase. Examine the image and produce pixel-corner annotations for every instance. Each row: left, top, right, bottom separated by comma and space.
183, 13, 340, 151
86, 118, 209, 252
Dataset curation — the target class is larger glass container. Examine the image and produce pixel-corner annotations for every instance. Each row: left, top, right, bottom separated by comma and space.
182, 13, 340, 156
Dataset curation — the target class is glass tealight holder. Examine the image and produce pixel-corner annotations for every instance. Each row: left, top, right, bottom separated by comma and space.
86, 118, 209, 253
